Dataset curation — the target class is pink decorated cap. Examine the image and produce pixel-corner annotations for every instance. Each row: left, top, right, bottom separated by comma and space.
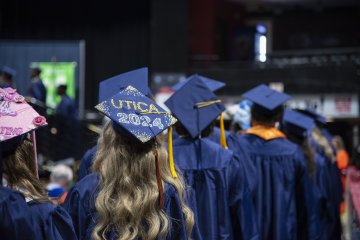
0, 87, 48, 143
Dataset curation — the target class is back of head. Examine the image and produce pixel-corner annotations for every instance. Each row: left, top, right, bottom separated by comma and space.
251, 104, 284, 127
2, 140, 49, 203
332, 135, 345, 151
311, 127, 336, 162
91, 121, 193, 240
50, 164, 73, 188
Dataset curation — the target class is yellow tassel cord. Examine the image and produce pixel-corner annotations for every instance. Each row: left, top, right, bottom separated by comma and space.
195, 99, 222, 108
168, 126, 178, 178
220, 112, 228, 149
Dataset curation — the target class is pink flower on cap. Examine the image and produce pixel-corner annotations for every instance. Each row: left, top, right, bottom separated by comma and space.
14, 94, 25, 103
33, 116, 47, 126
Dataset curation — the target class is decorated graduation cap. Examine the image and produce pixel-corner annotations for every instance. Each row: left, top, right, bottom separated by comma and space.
171, 74, 225, 92
242, 84, 291, 115
282, 109, 315, 138
296, 108, 326, 126
98, 67, 149, 103
96, 85, 177, 143
95, 85, 178, 206
0, 88, 47, 184
1, 66, 17, 78
165, 76, 228, 147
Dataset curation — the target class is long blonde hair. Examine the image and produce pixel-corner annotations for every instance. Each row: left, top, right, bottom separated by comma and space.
92, 122, 194, 240
3, 139, 49, 203
311, 127, 336, 162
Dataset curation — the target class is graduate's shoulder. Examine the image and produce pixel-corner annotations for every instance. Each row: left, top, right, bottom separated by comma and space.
72, 172, 100, 196
199, 138, 235, 167
0, 186, 26, 202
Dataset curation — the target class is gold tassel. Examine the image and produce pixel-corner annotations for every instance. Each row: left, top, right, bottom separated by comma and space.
220, 113, 228, 149
168, 126, 178, 178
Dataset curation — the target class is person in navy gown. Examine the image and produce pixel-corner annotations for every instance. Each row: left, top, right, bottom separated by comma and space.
227, 85, 319, 240
297, 109, 343, 240
0, 88, 77, 240
28, 67, 47, 105
282, 109, 337, 239
165, 78, 258, 240
77, 68, 150, 181
65, 72, 196, 240
0, 66, 16, 88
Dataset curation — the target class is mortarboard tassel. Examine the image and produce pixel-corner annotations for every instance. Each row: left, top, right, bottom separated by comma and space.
31, 132, 39, 178
220, 112, 228, 149
167, 126, 178, 178
154, 149, 164, 208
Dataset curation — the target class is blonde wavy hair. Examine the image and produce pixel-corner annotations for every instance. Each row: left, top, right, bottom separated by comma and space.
92, 121, 194, 240
3, 138, 49, 203
311, 127, 336, 162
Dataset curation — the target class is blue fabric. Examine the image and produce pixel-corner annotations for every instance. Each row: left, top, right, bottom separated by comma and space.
56, 95, 77, 120
28, 80, 47, 103
227, 133, 319, 240
165, 77, 225, 139
27, 201, 77, 240
0, 186, 77, 240
310, 136, 342, 240
64, 173, 195, 240
242, 84, 291, 111
207, 126, 230, 145
0, 187, 37, 239
172, 137, 258, 240
171, 74, 225, 92
98, 67, 149, 103
77, 145, 97, 181
282, 109, 315, 138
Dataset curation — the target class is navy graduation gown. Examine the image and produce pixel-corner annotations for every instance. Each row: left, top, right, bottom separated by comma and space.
27, 201, 78, 240
311, 138, 342, 240
172, 137, 258, 240
77, 145, 97, 181
0, 186, 77, 240
227, 132, 319, 240
0, 186, 37, 239
29, 80, 47, 103
56, 95, 77, 120
207, 126, 230, 145
64, 172, 194, 240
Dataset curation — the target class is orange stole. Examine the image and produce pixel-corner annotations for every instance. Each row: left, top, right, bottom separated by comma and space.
246, 125, 286, 140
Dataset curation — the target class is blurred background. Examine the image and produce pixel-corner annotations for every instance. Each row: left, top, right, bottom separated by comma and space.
0, 0, 359, 164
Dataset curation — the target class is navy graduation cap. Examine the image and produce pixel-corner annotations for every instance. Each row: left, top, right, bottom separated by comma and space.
171, 74, 225, 92
296, 108, 326, 126
242, 84, 292, 114
95, 85, 177, 143
98, 67, 149, 103
165, 76, 225, 139
1, 66, 17, 77
283, 109, 315, 138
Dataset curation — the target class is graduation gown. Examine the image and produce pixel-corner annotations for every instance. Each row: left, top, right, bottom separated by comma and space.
311, 138, 342, 240
56, 95, 77, 120
28, 80, 47, 104
207, 126, 230, 145
227, 127, 319, 240
64, 172, 194, 240
172, 137, 258, 240
77, 145, 97, 181
0, 186, 77, 240
0, 186, 37, 239
27, 201, 78, 240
